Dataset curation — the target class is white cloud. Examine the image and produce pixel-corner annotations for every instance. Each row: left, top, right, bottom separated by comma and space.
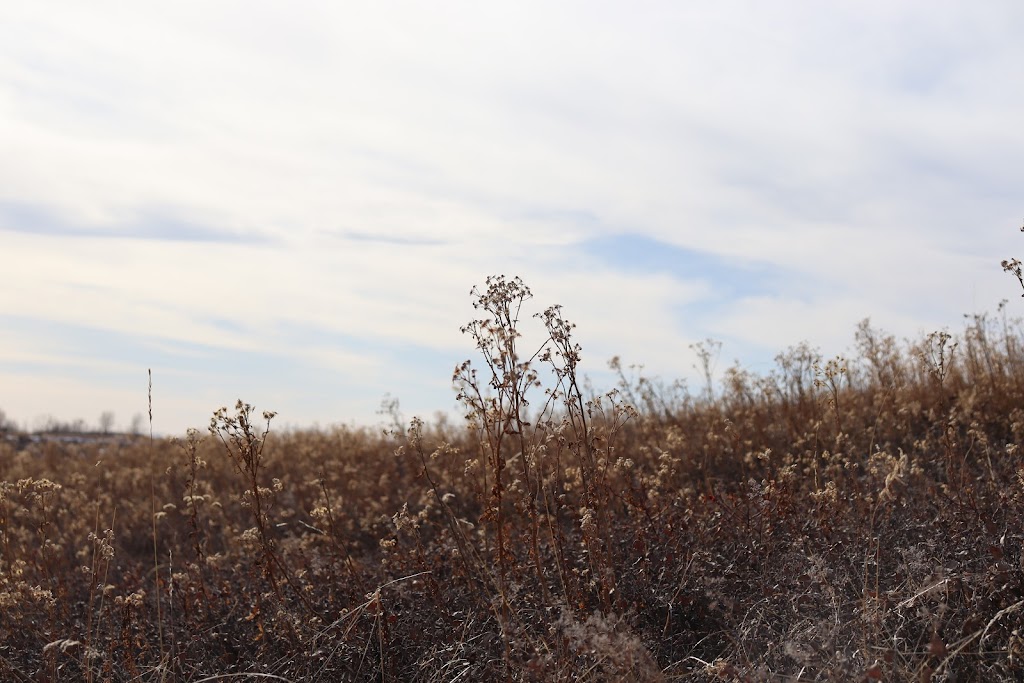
1, 2, 1022, 433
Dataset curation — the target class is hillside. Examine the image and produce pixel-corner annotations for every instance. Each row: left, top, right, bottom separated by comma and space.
2, 278, 1023, 681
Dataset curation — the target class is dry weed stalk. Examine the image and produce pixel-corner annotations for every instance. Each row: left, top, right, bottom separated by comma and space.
210, 401, 316, 617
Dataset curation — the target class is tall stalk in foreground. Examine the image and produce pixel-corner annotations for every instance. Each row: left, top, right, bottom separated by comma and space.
453, 276, 549, 622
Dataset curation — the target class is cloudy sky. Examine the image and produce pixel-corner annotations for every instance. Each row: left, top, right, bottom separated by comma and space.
1, 2, 1021, 435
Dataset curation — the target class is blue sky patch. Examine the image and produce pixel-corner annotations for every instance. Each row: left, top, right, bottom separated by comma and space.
578, 233, 781, 300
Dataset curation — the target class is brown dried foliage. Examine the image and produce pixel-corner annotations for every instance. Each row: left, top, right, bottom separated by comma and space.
1, 277, 1024, 681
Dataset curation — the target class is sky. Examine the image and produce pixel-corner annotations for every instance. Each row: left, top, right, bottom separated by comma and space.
1, 2, 1022, 435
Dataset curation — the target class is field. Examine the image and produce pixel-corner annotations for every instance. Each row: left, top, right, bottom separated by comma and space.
2, 276, 1023, 681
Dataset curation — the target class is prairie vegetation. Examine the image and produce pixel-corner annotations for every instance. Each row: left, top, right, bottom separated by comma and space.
2, 275, 1024, 681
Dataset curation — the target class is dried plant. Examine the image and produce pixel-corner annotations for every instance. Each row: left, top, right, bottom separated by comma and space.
0, 273, 1023, 681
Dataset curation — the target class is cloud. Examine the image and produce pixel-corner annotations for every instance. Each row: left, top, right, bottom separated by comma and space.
0, 201, 273, 243
1, 2, 1022, 433
331, 231, 448, 247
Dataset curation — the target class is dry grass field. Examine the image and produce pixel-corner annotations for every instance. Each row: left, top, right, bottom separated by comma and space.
2, 275, 1024, 681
